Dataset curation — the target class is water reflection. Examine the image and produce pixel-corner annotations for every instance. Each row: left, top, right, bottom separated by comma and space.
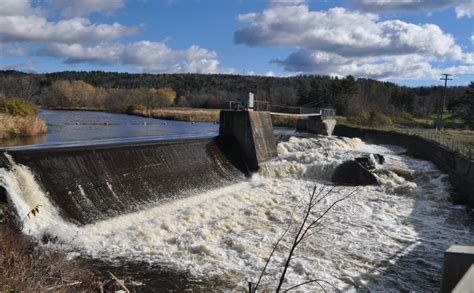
0, 135, 46, 147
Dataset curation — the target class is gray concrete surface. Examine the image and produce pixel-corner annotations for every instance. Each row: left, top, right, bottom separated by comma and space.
296, 116, 336, 136
219, 110, 277, 171
441, 245, 474, 293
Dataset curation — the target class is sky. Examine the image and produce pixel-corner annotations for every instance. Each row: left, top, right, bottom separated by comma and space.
0, 0, 473, 87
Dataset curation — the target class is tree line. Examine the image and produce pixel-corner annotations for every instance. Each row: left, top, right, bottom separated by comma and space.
0, 70, 471, 126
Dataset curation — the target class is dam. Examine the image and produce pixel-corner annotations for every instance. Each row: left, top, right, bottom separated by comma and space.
0, 109, 473, 291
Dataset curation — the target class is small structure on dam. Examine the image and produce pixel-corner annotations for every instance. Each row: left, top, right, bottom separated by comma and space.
296, 109, 337, 136
220, 93, 278, 172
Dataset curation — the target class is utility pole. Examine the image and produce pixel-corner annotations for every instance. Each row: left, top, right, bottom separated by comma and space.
435, 73, 452, 130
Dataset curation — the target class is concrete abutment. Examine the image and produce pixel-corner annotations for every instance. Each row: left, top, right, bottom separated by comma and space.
219, 110, 278, 172
296, 116, 336, 136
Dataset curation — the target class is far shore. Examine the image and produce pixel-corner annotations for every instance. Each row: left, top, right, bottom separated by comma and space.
42, 106, 300, 127
43, 106, 106, 112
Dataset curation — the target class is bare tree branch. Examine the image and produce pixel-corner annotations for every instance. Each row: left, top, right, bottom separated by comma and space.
275, 187, 358, 292
284, 278, 340, 292
252, 186, 316, 292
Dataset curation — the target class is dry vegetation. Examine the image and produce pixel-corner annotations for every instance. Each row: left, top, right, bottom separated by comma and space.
0, 205, 99, 292
132, 107, 220, 123
0, 95, 48, 140
0, 114, 47, 140
133, 108, 302, 127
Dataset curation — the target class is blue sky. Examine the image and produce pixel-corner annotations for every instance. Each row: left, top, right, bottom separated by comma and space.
0, 0, 472, 87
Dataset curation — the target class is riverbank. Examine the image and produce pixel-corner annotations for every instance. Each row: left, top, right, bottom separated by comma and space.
340, 121, 474, 160
132, 107, 220, 123
0, 114, 47, 140
131, 107, 301, 127
0, 204, 99, 291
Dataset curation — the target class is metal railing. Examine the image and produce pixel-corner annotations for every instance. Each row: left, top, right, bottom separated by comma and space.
397, 128, 474, 160
227, 100, 336, 117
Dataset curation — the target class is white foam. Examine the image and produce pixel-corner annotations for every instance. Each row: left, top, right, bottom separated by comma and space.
1, 136, 472, 291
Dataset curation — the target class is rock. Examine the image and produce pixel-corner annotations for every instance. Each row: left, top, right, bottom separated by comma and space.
355, 157, 376, 170
389, 168, 414, 180
373, 154, 385, 164
353, 154, 384, 171
0, 186, 7, 203
331, 159, 378, 186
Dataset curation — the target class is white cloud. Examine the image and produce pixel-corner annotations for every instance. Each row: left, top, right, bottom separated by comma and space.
50, 0, 125, 17
235, 7, 462, 60
0, 0, 229, 73
0, 0, 136, 45
42, 41, 233, 74
0, 0, 35, 16
0, 16, 136, 44
455, 1, 474, 18
471, 35, 474, 45
350, 0, 473, 18
235, 4, 474, 80
265, 70, 275, 77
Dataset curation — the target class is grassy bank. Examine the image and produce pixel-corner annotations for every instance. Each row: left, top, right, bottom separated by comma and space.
341, 120, 474, 159
132, 107, 220, 123
0, 98, 47, 140
0, 204, 99, 291
0, 114, 47, 140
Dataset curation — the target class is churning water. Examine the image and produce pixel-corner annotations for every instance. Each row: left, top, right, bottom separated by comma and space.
1, 133, 473, 291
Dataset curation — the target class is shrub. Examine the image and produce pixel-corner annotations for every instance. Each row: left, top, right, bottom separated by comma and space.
0, 114, 47, 139
347, 111, 393, 128
392, 111, 416, 126
0, 98, 37, 117
126, 103, 146, 113
368, 110, 393, 127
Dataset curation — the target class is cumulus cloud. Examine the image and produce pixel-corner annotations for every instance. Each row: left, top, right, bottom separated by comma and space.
235, 4, 474, 80
274, 51, 438, 79
0, 0, 228, 73
0, 0, 36, 16
349, 0, 473, 18
50, 0, 125, 17
0, 0, 136, 44
0, 16, 136, 44
41, 41, 233, 74
455, 1, 474, 18
235, 7, 462, 60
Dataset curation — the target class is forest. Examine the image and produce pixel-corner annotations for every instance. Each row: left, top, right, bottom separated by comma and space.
0, 70, 471, 128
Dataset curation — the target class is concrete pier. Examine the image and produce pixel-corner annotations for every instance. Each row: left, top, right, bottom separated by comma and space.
296, 116, 336, 136
441, 245, 474, 292
219, 110, 277, 172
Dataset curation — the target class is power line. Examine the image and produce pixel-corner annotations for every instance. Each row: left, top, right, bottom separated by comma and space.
435, 73, 453, 130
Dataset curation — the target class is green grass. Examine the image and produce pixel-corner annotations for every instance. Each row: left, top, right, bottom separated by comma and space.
0, 98, 38, 117
341, 116, 474, 159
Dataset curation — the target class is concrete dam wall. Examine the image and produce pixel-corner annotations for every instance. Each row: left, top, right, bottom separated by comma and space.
0, 137, 245, 225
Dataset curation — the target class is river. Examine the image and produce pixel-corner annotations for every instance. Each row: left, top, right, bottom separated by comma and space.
0, 110, 218, 148
1, 110, 472, 291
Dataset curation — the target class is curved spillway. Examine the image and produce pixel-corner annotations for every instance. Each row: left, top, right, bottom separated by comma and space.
1, 134, 472, 291
0, 137, 244, 225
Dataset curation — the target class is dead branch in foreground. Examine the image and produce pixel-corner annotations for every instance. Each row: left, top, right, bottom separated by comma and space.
250, 186, 358, 292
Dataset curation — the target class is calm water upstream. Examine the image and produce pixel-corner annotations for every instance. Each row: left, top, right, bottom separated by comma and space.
0, 110, 218, 148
